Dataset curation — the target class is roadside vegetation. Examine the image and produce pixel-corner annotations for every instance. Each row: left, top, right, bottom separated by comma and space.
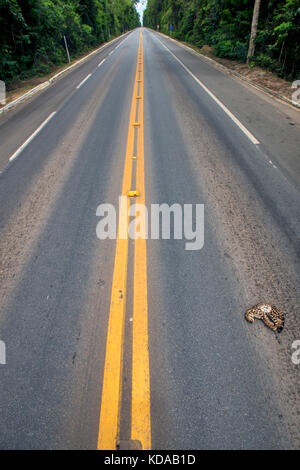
143, 0, 300, 81
0, 0, 140, 86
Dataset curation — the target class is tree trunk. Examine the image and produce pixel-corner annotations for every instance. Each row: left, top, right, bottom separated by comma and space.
247, 0, 261, 64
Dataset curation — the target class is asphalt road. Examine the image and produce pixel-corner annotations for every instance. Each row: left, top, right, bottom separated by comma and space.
0, 28, 299, 450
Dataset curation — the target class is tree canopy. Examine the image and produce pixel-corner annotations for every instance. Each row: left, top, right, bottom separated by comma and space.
0, 0, 140, 83
143, 0, 300, 80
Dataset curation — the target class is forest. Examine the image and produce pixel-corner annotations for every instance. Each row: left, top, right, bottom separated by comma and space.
0, 0, 140, 84
143, 0, 300, 80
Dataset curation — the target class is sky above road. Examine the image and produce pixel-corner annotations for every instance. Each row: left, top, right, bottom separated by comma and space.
136, 0, 147, 24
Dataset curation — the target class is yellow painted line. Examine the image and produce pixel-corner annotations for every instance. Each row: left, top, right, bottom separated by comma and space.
131, 30, 151, 451
97, 35, 141, 451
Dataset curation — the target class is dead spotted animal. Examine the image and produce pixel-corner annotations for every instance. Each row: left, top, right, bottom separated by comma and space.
245, 303, 285, 333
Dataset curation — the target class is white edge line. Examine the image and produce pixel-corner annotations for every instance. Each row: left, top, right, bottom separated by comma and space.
0, 82, 50, 114
269, 160, 278, 169
9, 112, 56, 162
76, 73, 92, 89
155, 35, 260, 145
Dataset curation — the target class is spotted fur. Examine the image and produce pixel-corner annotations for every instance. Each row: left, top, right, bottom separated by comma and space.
245, 303, 285, 333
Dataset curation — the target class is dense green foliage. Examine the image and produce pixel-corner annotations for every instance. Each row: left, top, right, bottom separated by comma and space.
143, 0, 300, 80
0, 0, 140, 83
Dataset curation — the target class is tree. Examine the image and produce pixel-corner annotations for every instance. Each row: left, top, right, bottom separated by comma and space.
0, 0, 140, 85
143, 0, 300, 80
247, 0, 262, 63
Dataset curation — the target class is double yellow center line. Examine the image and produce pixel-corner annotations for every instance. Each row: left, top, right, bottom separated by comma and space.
97, 31, 151, 451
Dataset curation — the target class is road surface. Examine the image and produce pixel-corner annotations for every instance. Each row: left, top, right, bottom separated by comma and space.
0, 28, 299, 450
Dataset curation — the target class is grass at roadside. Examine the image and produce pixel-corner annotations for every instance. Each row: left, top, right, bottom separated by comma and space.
0, 35, 121, 109
197, 45, 294, 100
168, 37, 296, 105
